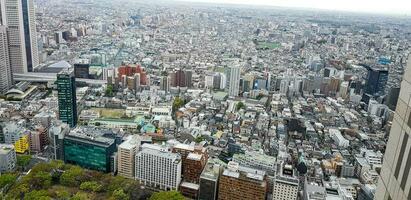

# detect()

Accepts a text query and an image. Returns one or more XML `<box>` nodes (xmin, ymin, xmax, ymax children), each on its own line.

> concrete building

<box><xmin>329</xmin><ymin>129</ymin><xmax>349</xmax><ymax>148</ymax></box>
<box><xmin>135</xmin><ymin>143</ymin><xmax>182</xmax><ymax>190</ymax></box>
<box><xmin>218</xmin><ymin>161</ymin><xmax>267</xmax><ymax>200</ymax></box>
<box><xmin>376</xmin><ymin>56</ymin><xmax>411</xmax><ymax>200</ymax></box>
<box><xmin>3</xmin><ymin>122</ymin><xmax>30</xmax><ymax>154</ymax></box>
<box><xmin>228</xmin><ymin>66</ymin><xmax>241</xmax><ymax>97</ymax></box>
<box><xmin>0</xmin><ymin>144</ymin><xmax>16</xmax><ymax>173</ymax></box>
<box><xmin>0</xmin><ymin>26</ymin><xmax>13</xmax><ymax>94</ymax></box>
<box><xmin>272</xmin><ymin>164</ymin><xmax>299</xmax><ymax>200</ymax></box>
<box><xmin>0</xmin><ymin>0</ymin><xmax>39</xmax><ymax>73</ymax></box>
<box><xmin>117</xmin><ymin>135</ymin><xmax>140</xmax><ymax>179</ymax></box>
<box><xmin>199</xmin><ymin>160</ymin><xmax>222</xmax><ymax>200</ymax></box>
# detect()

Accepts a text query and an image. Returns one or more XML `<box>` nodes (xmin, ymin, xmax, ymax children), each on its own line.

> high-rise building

<box><xmin>218</xmin><ymin>161</ymin><xmax>267</xmax><ymax>200</ymax></box>
<box><xmin>179</xmin><ymin>152</ymin><xmax>207</xmax><ymax>199</ymax></box>
<box><xmin>228</xmin><ymin>66</ymin><xmax>241</xmax><ymax>97</ymax></box>
<box><xmin>199</xmin><ymin>160</ymin><xmax>222</xmax><ymax>200</ymax></box>
<box><xmin>117</xmin><ymin>135</ymin><xmax>140</xmax><ymax>179</ymax></box>
<box><xmin>160</xmin><ymin>76</ymin><xmax>170</xmax><ymax>92</ymax></box>
<box><xmin>63</xmin><ymin>127</ymin><xmax>118</xmax><ymax>173</ymax></box>
<box><xmin>364</xmin><ymin>67</ymin><xmax>388</xmax><ymax>96</ymax></box>
<box><xmin>0</xmin><ymin>26</ymin><xmax>12</xmax><ymax>94</ymax></box>
<box><xmin>272</xmin><ymin>164</ymin><xmax>299</xmax><ymax>200</ymax></box>
<box><xmin>0</xmin><ymin>144</ymin><xmax>16</xmax><ymax>173</ymax></box>
<box><xmin>135</xmin><ymin>143</ymin><xmax>182</xmax><ymax>190</ymax></box>
<box><xmin>172</xmin><ymin>143</ymin><xmax>208</xmax><ymax>177</ymax></box>
<box><xmin>0</xmin><ymin>0</ymin><xmax>39</xmax><ymax>73</ymax></box>
<box><xmin>57</xmin><ymin>68</ymin><xmax>77</xmax><ymax>127</ymax></box>
<box><xmin>74</xmin><ymin>59</ymin><xmax>90</xmax><ymax>79</ymax></box>
<box><xmin>376</xmin><ymin>56</ymin><xmax>411</xmax><ymax>200</ymax></box>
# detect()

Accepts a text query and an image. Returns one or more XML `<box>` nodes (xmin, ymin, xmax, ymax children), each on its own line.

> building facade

<box><xmin>0</xmin><ymin>26</ymin><xmax>13</xmax><ymax>94</ymax></box>
<box><xmin>117</xmin><ymin>135</ymin><xmax>140</xmax><ymax>179</ymax></box>
<box><xmin>228</xmin><ymin>66</ymin><xmax>240</xmax><ymax>97</ymax></box>
<box><xmin>63</xmin><ymin>127</ymin><xmax>117</xmax><ymax>173</ymax></box>
<box><xmin>0</xmin><ymin>0</ymin><xmax>39</xmax><ymax>73</ymax></box>
<box><xmin>376</xmin><ymin>55</ymin><xmax>411</xmax><ymax>200</ymax></box>
<box><xmin>218</xmin><ymin>161</ymin><xmax>267</xmax><ymax>200</ymax></box>
<box><xmin>0</xmin><ymin>144</ymin><xmax>16</xmax><ymax>173</ymax></box>
<box><xmin>135</xmin><ymin>144</ymin><xmax>182</xmax><ymax>190</ymax></box>
<box><xmin>57</xmin><ymin>68</ymin><xmax>77</xmax><ymax>127</ymax></box>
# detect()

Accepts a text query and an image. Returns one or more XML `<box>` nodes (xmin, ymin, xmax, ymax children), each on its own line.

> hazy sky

<box><xmin>182</xmin><ymin>0</ymin><xmax>411</xmax><ymax>15</ymax></box>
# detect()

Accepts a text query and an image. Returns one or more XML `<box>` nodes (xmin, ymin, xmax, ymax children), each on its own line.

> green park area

<box><xmin>0</xmin><ymin>161</ymin><xmax>185</xmax><ymax>200</ymax></box>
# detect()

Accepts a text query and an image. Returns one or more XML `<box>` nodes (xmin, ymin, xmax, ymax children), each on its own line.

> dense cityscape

<box><xmin>0</xmin><ymin>0</ymin><xmax>411</xmax><ymax>199</ymax></box>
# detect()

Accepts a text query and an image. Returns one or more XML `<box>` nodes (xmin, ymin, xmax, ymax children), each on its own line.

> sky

<box><xmin>181</xmin><ymin>0</ymin><xmax>411</xmax><ymax>15</ymax></box>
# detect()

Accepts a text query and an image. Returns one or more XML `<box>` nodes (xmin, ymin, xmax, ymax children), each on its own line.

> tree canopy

<box><xmin>149</xmin><ymin>191</ymin><xmax>185</xmax><ymax>200</ymax></box>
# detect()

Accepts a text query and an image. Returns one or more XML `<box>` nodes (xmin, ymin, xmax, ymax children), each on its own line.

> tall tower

<box><xmin>0</xmin><ymin>0</ymin><xmax>39</xmax><ymax>73</ymax></box>
<box><xmin>228</xmin><ymin>66</ymin><xmax>240</xmax><ymax>97</ymax></box>
<box><xmin>376</xmin><ymin>55</ymin><xmax>411</xmax><ymax>200</ymax></box>
<box><xmin>0</xmin><ymin>26</ymin><xmax>12</xmax><ymax>94</ymax></box>
<box><xmin>57</xmin><ymin>68</ymin><xmax>77</xmax><ymax>127</ymax></box>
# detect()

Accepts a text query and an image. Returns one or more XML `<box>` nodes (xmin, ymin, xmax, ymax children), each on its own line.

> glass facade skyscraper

<box><xmin>57</xmin><ymin>68</ymin><xmax>77</xmax><ymax>127</ymax></box>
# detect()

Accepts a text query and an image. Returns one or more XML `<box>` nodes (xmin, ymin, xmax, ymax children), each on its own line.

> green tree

<box><xmin>80</xmin><ymin>181</ymin><xmax>102</xmax><ymax>192</ymax></box>
<box><xmin>70</xmin><ymin>192</ymin><xmax>91</xmax><ymax>200</ymax></box>
<box><xmin>236</xmin><ymin>102</ymin><xmax>246</xmax><ymax>111</ymax></box>
<box><xmin>60</xmin><ymin>166</ymin><xmax>84</xmax><ymax>187</ymax></box>
<box><xmin>0</xmin><ymin>173</ymin><xmax>17</xmax><ymax>188</ymax></box>
<box><xmin>17</xmin><ymin>155</ymin><xmax>32</xmax><ymax>170</ymax></box>
<box><xmin>149</xmin><ymin>191</ymin><xmax>185</xmax><ymax>200</ymax></box>
<box><xmin>172</xmin><ymin>96</ymin><xmax>185</xmax><ymax>113</ymax></box>
<box><xmin>110</xmin><ymin>189</ymin><xmax>129</xmax><ymax>200</ymax></box>
<box><xmin>27</xmin><ymin>171</ymin><xmax>52</xmax><ymax>189</ymax></box>
<box><xmin>105</xmin><ymin>84</ymin><xmax>114</xmax><ymax>97</ymax></box>
<box><xmin>24</xmin><ymin>190</ymin><xmax>51</xmax><ymax>200</ymax></box>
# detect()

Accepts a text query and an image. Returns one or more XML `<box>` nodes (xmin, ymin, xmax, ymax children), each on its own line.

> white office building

<box><xmin>273</xmin><ymin>164</ymin><xmax>299</xmax><ymax>200</ymax></box>
<box><xmin>135</xmin><ymin>144</ymin><xmax>182</xmax><ymax>190</ymax></box>
<box><xmin>329</xmin><ymin>128</ymin><xmax>349</xmax><ymax>148</ymax></box>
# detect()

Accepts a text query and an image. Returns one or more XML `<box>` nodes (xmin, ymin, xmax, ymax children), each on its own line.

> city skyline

<box><xmin>180</xmin><ymin>0</ymin><xmax>411</xmax><ymax>15</ymax></box>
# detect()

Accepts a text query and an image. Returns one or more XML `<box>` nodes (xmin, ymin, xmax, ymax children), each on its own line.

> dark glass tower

<box><xmin>57</xmin><ymin>68</ymin><xmax>77</xmax><ymax>127</ymax></box>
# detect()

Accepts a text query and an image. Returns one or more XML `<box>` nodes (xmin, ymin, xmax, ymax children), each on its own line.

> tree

<box><xmin>236</xmin><ymin>102</ymin><xmax>246</xmax><ymax>111</ymax></box>
<box><xmin>149</xmin><ymin>191</ymin><xmax>185</xmax><ymax>200</ymax></box>
<box><xmin>105</xmin><ymin>84</ymin><xmax>114</xmax><ymax>97</ymax></box>
<box><xmin>172</xmin><ymin>97</ymin><xmax>185</xmax><ymax>113</ymax></box>
<box><xmin>27</xmin><ymin>171</ymin><xmax>52</xmax><ymax>190</ymax></box>
<box><xmin>80</xmin><ymin>181</ymin><xmax>102</xmax><ymax>192</ymax></box>
<box><xmin>110</xmin><ymin>189</ymin><xmax>129</xmax><ymax>200</ymax></box>
<box><xmin>60</xmin><ymin>166</ymin><xmax>84</xmax><ymax>187</ymax></box>
<box><xmin>17</xmin><ymin>155</ymin><xmax>32</xmax><ymax>170</ymax></box>
<box><xmin>70</xmin><ymin>192</ymin><xmax>91</xmax><ymax>200</ymax></box>
<box><xmin>0</xmin><ymin>173</ymin><xmax>17</xmax><ymax>188</ymax></box>
<box><xmin>24</xmin><ymin>190</ymin><xmax>51</xmax><ymax>200</ymax></box>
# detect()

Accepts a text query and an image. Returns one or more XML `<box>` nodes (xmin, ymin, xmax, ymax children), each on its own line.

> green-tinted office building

<box><xmin>63</xmin><ymin>127</ymin><xmax>117</xmax><ymax>173</ymax></box>
<box><xmin>57</xmin><ymin>68</ymin><xmax>77</xmax><ymax>127</ymax></box>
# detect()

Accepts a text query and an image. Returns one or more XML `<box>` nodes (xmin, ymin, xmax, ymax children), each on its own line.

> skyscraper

<box><xmin>364</xmin><ymin>67</ymin><xmax>388</xmax><ymax>96</ymax></box>
<box><xmin>376</xmin><ymin>55</ymin><xmax>411</xmax><ymax>200</ymax></box>
<box><xmin>228</xmin><ymin>66</ymin><xmax>240</xmax><ymax>97</ymax></box>
<box><xmin>57</xmin><ymin>68</ymin><xmax>77</xmax><ymax>127</ymax></box>
<box><xmin>0</xmin><ymin>0</ymin><xmax>39</xmax><ymax>73</ymax></box>
<box><xmin>0</xmin><ymin>26</ymin><xmax>12</xmax><ymax>94</ymax></box>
